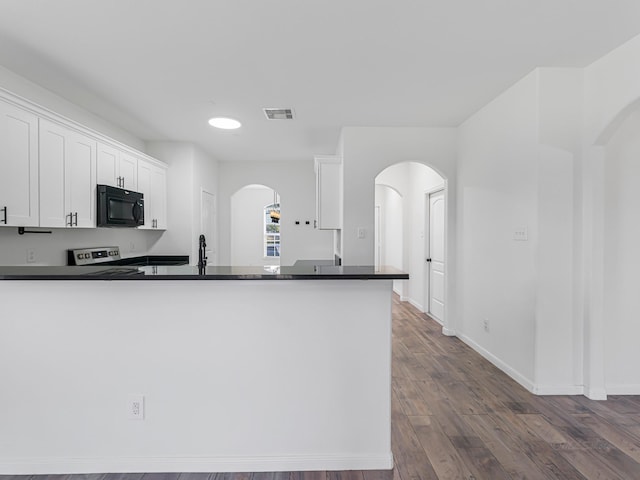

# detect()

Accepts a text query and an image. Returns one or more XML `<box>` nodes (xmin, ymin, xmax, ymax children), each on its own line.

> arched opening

<box><xmin>230</xmin><ymin>184</ymin><xmax>281</xmax><ymax>267</ymax></box>
<box><xmin>375</xmin><ymin>162</ymin><xmax>445</xmax><ymax>322</ymax></box>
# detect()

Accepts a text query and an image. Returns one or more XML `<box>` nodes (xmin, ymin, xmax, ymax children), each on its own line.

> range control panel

<box><xmin>68</xmin><ymin>247</ymin><xmax>121</xmax><ymax>266</ymax></box>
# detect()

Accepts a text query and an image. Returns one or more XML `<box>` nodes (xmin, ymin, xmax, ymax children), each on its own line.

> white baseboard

<box><xmin>0</xmin><ymin>453</ymin><xmax>394</xmax><ymax>475</ymax></box>
<box><xmin>457</xmin><ymin>333</ymin><xmax>593</xmax><ymax>396</ymax></box>
<box><xmin>533</xmin><ymin>385</ymin><xmax>584</xmax><ymax>396</ymax></box>
<box><xmin>457</xmin><ymin>333</ymin><xmax>535</xmax><ymax>393</ymax></box>
<box><xmin>408</xmin><ymin>298</ymin><xmax>424</xmax><ymax>312</ymax></box>
<box><xmin>441</xmin><ymin>327</ymin><xmax>456</xmax><ymax>336</ymax></box>
<box><xmin>399</xmin><ymin>295</ymin><xmax>409</xmax><ymax>302</ymax></box>
<box><xmin>605</xmin><ymin>384</ymin><xmax>640</xmax><ymax>396</ymax></box>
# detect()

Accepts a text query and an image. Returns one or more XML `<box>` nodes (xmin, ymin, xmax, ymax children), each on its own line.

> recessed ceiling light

<box><xmin>208</xmin><ymin>117</ymin><xmax>242</xmax><ymax>129</ymax></box>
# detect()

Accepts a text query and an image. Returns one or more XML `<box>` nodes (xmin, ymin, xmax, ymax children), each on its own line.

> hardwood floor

<box><xmin>3</xmin><ymin>295</ymin><xmax>640</xmax><ymax>479</ymax></box>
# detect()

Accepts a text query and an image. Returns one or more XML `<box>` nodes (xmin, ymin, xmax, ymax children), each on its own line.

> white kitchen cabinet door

<box><xmin>96</xmin><ymin>143</ymin><xmax>119</xmax><ymax>187</ymax></box>
<box><xmin>151</xmin><ymin>166</ymin><xmax>167</xmax><ymax>229</ymax></box>
<box><xmin>0</xmin><ymin>100</ymin><xmax>39</xmax><ymax>227</ymax></box>
<box><xmin>97</xmin><ymin>143</ymin><xmax>138</xmax><ymax>190</ymax></box>
<box><xmin>137</xmin><ymin>159</ymin><xmax>167</xmax><ymax>230</ymax></box>
<box><xmin>39</xmin><ymin>119</ymin><xmax>96</xmax><ymax>228</ymax></box>
<box><xmin>314</xmin><ymin>155</ymin><xmax>342</xmax><ymax>230</ymax></box>
<box><xmin>119</xmin><ymin>152</ymin><xmax>138</xmax><ymax>190</ymax></box>
<box><xmin>67</xmin><ymin>131</ymin><xmax>97</xmax><ymax>227</ymax></box>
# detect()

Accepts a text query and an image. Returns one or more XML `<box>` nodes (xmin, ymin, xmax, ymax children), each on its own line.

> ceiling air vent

<box><xmin>263</xmin><ymin>108</ymin><xmax>294</xmax><ymax>120</ymax></box>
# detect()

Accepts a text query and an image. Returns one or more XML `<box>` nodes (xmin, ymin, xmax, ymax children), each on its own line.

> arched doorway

<box><xmin>375</xmin><ymin>162</ymin><xmax>446</xmax><ymax>323</ymax></box>
<box><xmin>230</xmin><ymin>184</ymin><xmax>280</xmax><ymax>266</ymax></box>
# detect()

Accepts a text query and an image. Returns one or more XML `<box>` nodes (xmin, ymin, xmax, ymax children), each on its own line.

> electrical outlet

<box><xmin>513</xmin><ymin>227</ymin><xmax>528</xmax><ymax>241</ymax></box>
<box><xmin>128</xmin><ymin>394</ymin><xmax>144</xmax><ymax>420</ymax></box>
<box><xmin>26</xmin><ymin>248</ymin><xmax>36</xmax><ymax>263</ymax></box>
<box><xmin>129</xmin><ymin>241</ymin><xmax>136</xmax><ymax>252</ymax></box>
<box><xmin>483</xmin><ymin>318</ymin><xmax>490</xmax><ymax>333</ymax></box>
<box><xmin>357</xmin><ymin>227</ymin><xmax>366</xmax><ymax>239</ymax></box>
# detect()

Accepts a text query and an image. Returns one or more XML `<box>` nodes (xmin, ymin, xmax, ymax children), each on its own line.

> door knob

<box><xmin>426</xmin><ymin>258</ymin><xmax>432</xmax><ymax>263</ymax></box>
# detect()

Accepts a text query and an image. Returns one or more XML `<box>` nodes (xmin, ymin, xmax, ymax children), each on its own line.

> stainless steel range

<box><xmin>68</xmin><ymin>246</ymin><xmax>122</xmax><ymax>266</ymax></box>
<box><xmin>67</xmin><ymin>247</ymin><xmax>189</xmax><ymax>267</ymax></box>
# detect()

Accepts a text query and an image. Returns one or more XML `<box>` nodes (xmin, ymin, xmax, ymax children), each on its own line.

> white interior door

<box><xmin>427</xmin><ymin>190</ymin><xmax>445</xmax><ymax>321</ymax></box>
<box><xmin>374</xmin><ymin>205</ymin><xmax>381</xmax><ymax>270</ymax></box>
<box><xmin>201</xmin><ymin>189</ymin><xmax>217</xmax><ymax>266</ymax></box>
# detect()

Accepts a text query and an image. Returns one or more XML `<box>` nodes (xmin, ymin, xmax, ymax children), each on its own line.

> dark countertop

<box><xmin>0</xmin><ymin>264</ymin><xmax>409</xmax><ymax>281</ymax></box>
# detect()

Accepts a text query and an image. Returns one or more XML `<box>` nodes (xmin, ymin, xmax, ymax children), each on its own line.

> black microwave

<box><xmin>97</xmin><ymin>184</ymin><xmax>144</xmax><ymax>227</ymax></box>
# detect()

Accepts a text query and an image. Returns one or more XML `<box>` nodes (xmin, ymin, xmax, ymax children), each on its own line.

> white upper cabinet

<box><xmin>97</xmin><ymin>143</ymin><xmax>138</xmax><ymax>190</ymax></box>
<box><xmin>1</xmin><ymin>89</ymin><xmax>168</xmax><ymax>232</ymax></box>
<box><xmin>39</xmin><ymin>119</ymin><xmax>97</xmax><ymax>228</ymax></box>
<box><xmin>0</xmin><ymin>100</ymin><xmax>39</xmax><ymax>227</ymax></box>
<box><xmin>314</xmin><ymin>155</ymin><xmax>342</xmax><ymax>230</ymax></box>
<box><xmin>137</xmin><ymin>158</ymin><xmax>167</xmax><ymax>230</ymax></box>
<box><xmin>119</xmin><ymin>152</ymin><xmax>138</xmax><ymax>190</ymax></box>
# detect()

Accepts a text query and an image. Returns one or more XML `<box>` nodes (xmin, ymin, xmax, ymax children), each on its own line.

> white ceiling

<box><xmin>1</xmin><ymin>0</ymin><xmax>640</xmax><ymax>163</ymax></box>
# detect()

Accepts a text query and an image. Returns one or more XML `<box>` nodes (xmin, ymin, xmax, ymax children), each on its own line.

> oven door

<box><xmin>97</xmin><ymin>185</ymin><xmax>144</xmax><ymax>227</ymax></box>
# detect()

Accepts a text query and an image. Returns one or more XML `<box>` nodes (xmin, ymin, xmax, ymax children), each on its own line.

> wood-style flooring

<box><xmin>3</xmin><ymin>295</ymin><xmax>640</xmax><ymax>479</ymax></box>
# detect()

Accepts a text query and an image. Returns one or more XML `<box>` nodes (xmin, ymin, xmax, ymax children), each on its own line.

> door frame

<box><xmin>200</xmin><ymin>188</ymin><xmax>217</xmax><ymax>266</ymax></box>
<box><xmin>424</xmin><ymin>186</ymin><xmax>446</xmax><ymax>325</ymax></box>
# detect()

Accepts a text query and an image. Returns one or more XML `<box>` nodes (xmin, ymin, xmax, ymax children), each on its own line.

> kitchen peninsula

<box><xmin>0</xmin><ymin>265</ymin><xmax>407</xmax><ymax>474</ymax></box>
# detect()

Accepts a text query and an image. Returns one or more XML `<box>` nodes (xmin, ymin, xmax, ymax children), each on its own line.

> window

<box><xmin>264</xmin><ymin>203</ymin><xmax>280</xmax><ymax>257</ymax></box>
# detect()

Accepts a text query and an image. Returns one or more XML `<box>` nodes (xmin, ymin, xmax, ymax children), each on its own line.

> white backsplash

<box><xmin>0</xmin><ymin>227</ymin><xmax>164</xmax><ymax>266</ymax></box>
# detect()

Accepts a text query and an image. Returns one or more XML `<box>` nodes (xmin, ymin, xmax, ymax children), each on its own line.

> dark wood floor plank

<box><xmin>178</xmin><ymin>474</ymin><xmax>212</xmax><ymax>480</ymax></box>
<box><xmin>142</xmin><ymin>475</ymin><xmax>180</xmax><ymax>480</ymax></box>
<box><xmin>103</xmin><ymin>475</ymin><xmax>144</xmax><ymax>480</ymax></box>
<box><xmin>408</xmin><ymin>415</ymin><xmax>475</xmax><ymax>479</ymax></box>
<box><xmin>577</xmin><ymin>413</ymin><xmax>640</xmax><ymax>463</ymax></box>
<box><xmin>288</xmin><ymin>472</ymin><xmax>326</xmax><ymax>480</ymax></box>
<box><xmin>360</xmin><ymin>470</ymin><xmax>394</xmax><ymax>480</ymax></box>
<box><xmin>326</xmin><ymin>472</ymin><xmax>363</xmax><ymax>480</ymax></box>
<box><xmin>462</xmin><ymin>413</ymin><xmax>552</xmax><ymax>480</ymax></box>
<box><xmin>393</xmin><ymin>377</ymin><xmax>433</xmax><ymax>416</ymax></box>
<box><xmin>214</xmin><ymin>474</ymin><xmax>251</xmax><ymax>480</ymax></box>
<box><xmin>517</xmin><ymin>413</ymin><xmax>574</xmax><ymax>446</ymax></box>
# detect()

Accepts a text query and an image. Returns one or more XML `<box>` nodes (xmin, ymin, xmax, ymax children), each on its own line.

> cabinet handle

<box><xmin>73</xmin><ymin>212</ymin><xmax>78</xmax><ymax>226</ymax></box>
<box><xmin>1</xmin><ymin>206</ymin><xmax>6</xmax><ymax>224</ymax></box>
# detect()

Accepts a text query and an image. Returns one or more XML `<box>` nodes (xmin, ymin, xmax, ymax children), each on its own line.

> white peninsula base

<box><xmin>0</xmin><ymin>279</ymin><xmax>394</xmax><ymax>474</ymax></box>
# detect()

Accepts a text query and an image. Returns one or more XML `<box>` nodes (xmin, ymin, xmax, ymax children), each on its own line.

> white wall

<box><xmin>582</xmin><ymin>32</ymin><xmax>640</xmax><ymax>396</ymax></box>
<box><xmin>457</xmin><ymin>70</ymin><xmax>540</xmax><ymax>386</ymax></box>
<box><xmin>231</xmin><ymin>185</ymin><xmax>279</xmax><ymax>266</ymax></box>
<box><xmin>0</xmin><ymin>227</ymin><xmax>161</xmax><ymax>266</ymax></box>
<box><xmin>218</xmin><ymin>161</ymin><xmax>334</xmax><ymax>266</ymax></box>
<box><xmin>375</xmin><ymin>184</ymin><xmax>404</xmax><ymax>296</ymax></box>
<box><xmin>457</xmin><ymin>67</ymin><xmax>582</xmax><ymax>394</ymax></box>
<box><xmin>603</xmin><ymin>110</ymin><xmax>640</xmax><ymax>393</ymax></box>
<box><xmin>145</xmin><ymin>142</ymin><xmax>219</xmax><ymax>265</ymax></box>
<box><xmin>0</xmin><ymin>65</ymin><xmax>144</xmax><ymax>150</ymax></box>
